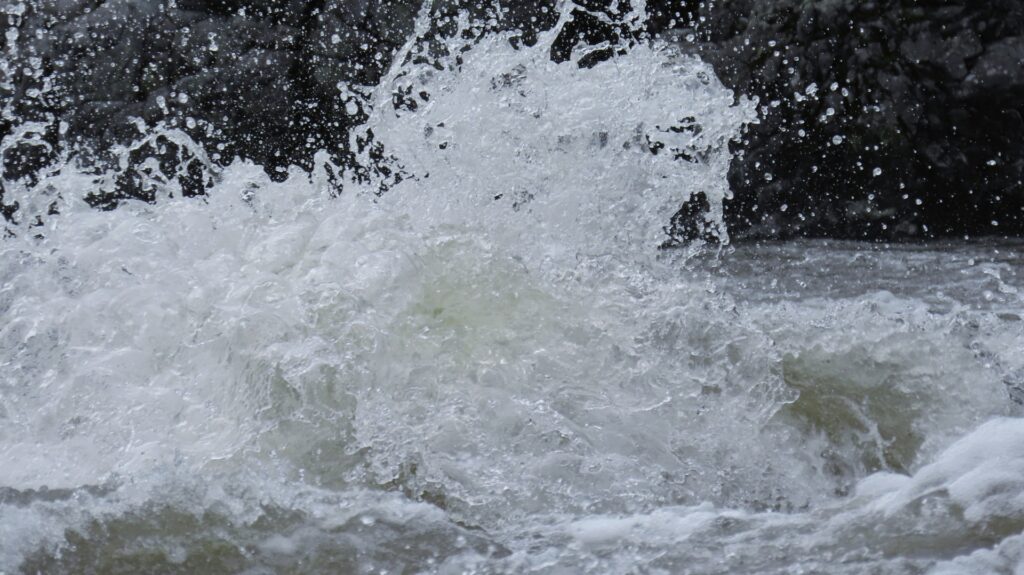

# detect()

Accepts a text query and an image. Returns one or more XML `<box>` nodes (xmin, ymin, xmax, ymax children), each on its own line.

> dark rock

<box><xmin>670</xmin><ymin>0</ymin><xmax>1024</xmax><ymax>239</ymax></box>
<box><xmin>2</xmin><ymin>0</ymin><xmax>1023</xmax><ymax>241</ymax></box>
<box><xmin>2</xmin><ymin>0</ymin><xmax>421</xmax><ymax>178</ymax></box>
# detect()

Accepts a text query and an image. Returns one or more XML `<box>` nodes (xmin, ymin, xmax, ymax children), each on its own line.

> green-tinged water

<box><xmin>2</xmin><ymin>2</ymin><xmax>1023</xmax><ymax>572</ymax></box>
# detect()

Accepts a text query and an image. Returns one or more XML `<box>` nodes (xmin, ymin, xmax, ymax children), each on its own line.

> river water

<box><xmin>2</xmin><ymin>4</ymin><xmax>1023</xmax><ymax>574</ymax></box>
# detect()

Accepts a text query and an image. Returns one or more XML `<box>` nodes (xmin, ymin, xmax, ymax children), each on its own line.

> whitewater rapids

<box><xmin>2</xmin><ymin>3</ymin><xmax>1024</xmax><ymax>573</ymax></box>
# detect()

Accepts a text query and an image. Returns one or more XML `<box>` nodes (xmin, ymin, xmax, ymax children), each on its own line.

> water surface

<box><xmin>2</xmin><ymin>4</ymin><xmax>1023</xmax><ymax>574</ymax></box>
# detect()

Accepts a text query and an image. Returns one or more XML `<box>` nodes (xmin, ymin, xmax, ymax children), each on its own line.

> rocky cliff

<box><xmin>683</xmin><ymin>0</ymin><xmax>1024</xmax><ymax>239</ymax></box>
<box><xmin>2</xmin><ymin>0</ymin><xmax>1022</xmax><ymax>239</ymax></box>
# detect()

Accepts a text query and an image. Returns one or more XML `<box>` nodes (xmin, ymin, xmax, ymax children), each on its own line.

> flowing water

<box><xmin>2</xmin><ymin>3</ymin><xmax>1024</xmax><ymax>574</ymax></box>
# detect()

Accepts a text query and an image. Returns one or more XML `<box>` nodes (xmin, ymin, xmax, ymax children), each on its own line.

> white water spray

<box><xmin>1</xmin><ymin>3</ymin><xmax>1023</xmax><ymax>574</ymax></box>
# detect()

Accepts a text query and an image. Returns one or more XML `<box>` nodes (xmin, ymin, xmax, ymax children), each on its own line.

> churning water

<box><xmin>2</xmin><ymin>3</ymin><xmax>1024</xmax><ymax>574</ymax></box>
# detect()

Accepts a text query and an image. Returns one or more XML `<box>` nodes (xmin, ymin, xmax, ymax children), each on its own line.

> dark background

<box><xmin>2</xmin><ymin>0</ymin><xmax>1022</xmax><ymax>240</ymax></box>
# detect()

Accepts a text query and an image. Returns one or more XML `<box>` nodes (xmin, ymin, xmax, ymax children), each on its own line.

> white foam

<box><xmin>0</xmin><ymin>2</ymin><xmax>1022</xmax><ymax>573</ymax></box>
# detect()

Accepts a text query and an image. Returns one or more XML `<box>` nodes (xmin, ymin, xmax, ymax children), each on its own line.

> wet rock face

<box><xmin>681</xmin><ymin>0</ymin><xmax>1024</xmax><ymax>239</ymax></box>
<box><xmin>2</xmin><ymin>0</ymin><xmax>1023</xmax><ymax>239</ymax></box>
<box><xmin>2</xmin><ymin>0</ymin><xmax>422</xmax><ymax>178</ymax></box>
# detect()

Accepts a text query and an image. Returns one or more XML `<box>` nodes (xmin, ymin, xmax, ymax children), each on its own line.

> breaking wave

<box><xmin>2</xmin><ymin>2</ymin><xmax>1023</xmax><ymax>573</ymax></box>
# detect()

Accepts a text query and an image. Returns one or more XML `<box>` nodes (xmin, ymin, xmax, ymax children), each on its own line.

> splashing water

<box><xmin>2</xmin><ymin>3</ymin><xmax>1024</xmax><ymax>574</ymax></box>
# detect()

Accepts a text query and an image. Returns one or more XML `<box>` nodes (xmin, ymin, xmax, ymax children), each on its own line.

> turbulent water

<box><xmin>3</xmin><ymin>3</ymin><xmax>1024</xmax><ymax>574</ymax></box>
